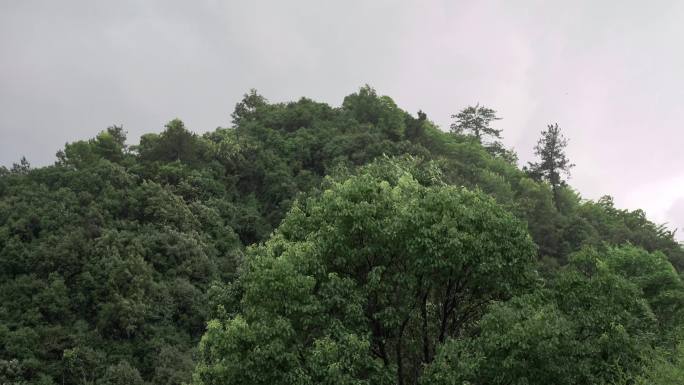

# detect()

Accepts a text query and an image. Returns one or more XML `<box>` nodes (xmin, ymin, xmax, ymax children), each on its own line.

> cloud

<box><xmin>1</xmin><ymin>0</ymin><xmax>683</xmax><ymax>237</ymax></box>
<box><xmin>667</xmin><ymin>197</ymin><xmax>684</xmax><ymax>240</ymax></box>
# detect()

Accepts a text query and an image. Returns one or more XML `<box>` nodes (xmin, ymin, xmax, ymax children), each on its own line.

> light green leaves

<box><xmin>193</xmin><ymin>159</ymin><xmax>538</xmax><ymax>384</ymax></box>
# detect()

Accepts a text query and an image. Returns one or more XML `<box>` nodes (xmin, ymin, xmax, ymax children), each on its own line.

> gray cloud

<box><xmin>2</xmin><ymin>0</ymin><xmax>683</xmax><ymax>240</ymax></box>
<box><xmin>667</xmin><ymin>197</ymin><xmax>684</xmax><ymax>238</ymax></box>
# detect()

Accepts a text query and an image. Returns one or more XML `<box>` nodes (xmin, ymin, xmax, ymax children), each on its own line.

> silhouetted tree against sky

<box><xmin>528</xmin><ymin>123</ymin><xmax>575</xmax><ymax>211</ymax></box>
<box><xmin>450</xmin><ymin>104</ymin><xmax>502</xmax><ymax>143</ymax></box>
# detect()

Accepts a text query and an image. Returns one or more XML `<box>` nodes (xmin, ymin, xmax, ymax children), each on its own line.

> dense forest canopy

<box><xmin>1</xmin><ymin>86</ymin><xmax>683</xmax><ymax>384</ymax></box>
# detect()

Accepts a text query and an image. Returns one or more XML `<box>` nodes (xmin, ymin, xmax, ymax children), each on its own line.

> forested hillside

<box><xmin>1</xmin><ymin>87</ymin><xmax>682</xmax><ymax>384</ymax></box>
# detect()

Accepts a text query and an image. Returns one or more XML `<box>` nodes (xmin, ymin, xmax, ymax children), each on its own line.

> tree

<box><xmin>342</xmin><ymin>85</ymin><xmax>406</xmax><ymax>140</ymax></box>
<box><xmin>10</xmin><ymin>156</ymin><xmax>30</xmax><ymax>175</ymax></box>
<box><xmin>231</xmin><ymin>89</ymin><xmax>268</xmax><ymax>126</ymax></box>
<box><xmin>97</xmin><ymin>361</ymin><xmax>144</xmax><ymax>385</ymax></box>
<box><xmin>423</xmin><ymin>296</ymin><xmax>576</xmax><ymax>385</ymax></box>
<box><xmin>424</xmin><ymin>247</ymin><xmax>667</xmax><ymax>385</ymax></box>
<box><xmin>450</xmin><ymin>104</ymin><xmax>501</xmax><ymax>143</ymax></box>
<box><xmin>600</xmin><ymin>245</ymin><xmax>684</xmax><ymax>344</ymax></box>
<box><xmin>484</xmin><ymin>140</ymin><xmax>518</xmax><ymax>164</ymax></box>
<box><xmin>548</xmin><ymin>250</ymin><xmax>658</xmax><ymax>384</ymax></box>
<box><xmin>640</xmin><ymin>342</ymin><xmax>684</xmax><ymax>385</ymax></box>
<box><xmin>137</xmin><ymin>119</ymin><xmax>202</xmax><ymax>163</ymax></box>
<box><xmin>94</xmin><ymin>125</ymin><xmax>127</xmax><ymax>162</ymax></box>
<box><xmin>527</xmin><ymin>123</ymin><xmax>574</xmax><ymax>211</ymax></box>
<box><xmin>193</xmin><ymin>159</ymin><xmax>538</xmax><ymax>385</ymax></box>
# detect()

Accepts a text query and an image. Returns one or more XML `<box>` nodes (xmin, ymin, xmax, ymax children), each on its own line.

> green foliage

<box><xmin>423</xmin><ymin>296</ymin><xmax>574</xmax><ymax>385</ymax></box>
<box><xmin>450</xmin><ymin>104</ymin><xmax>501</xmax><ymax>143</ymax></box>
<box><xmin>57</xmin><ymin>126</ymin><xmax>129</xmax><ymax>168</ymax></box>
<box><xmin>137</xmin><ymin>119</ymin><xmax>206</xmax><ymax>164</ymax></box>
<box><xmin>97</xmin><ymin>361</ymin><xmax>144</xmax><ymax>385</ymax></box>
<box><xmin>424</xmin><ymin>246</ymin><xmax>680</xmax><ymax>385</ymax></box>
<box><xmin>0</xmin><ymin>159</ymin><xmax>240</xmax><ymax>383</ymax></box>
<box><xmin>597</xmin><ymin>245</ymin><xmax>684</xmax><ymax>342</ymax></box>
<box><xmin>527</xmin><ymin>123</ymin><xmax>575</xmax><ymax>210</ymax></box>
<box><xmin>193</xmin><ymin>160</ymin><xmax>538</xmax><ymax>385</ymax></box>
<box><xmin>640</xmin><ymin>342</ymin><xmax>684</xmax><ymax>384</ymax></box>
<box><xmin>1</xmin><ymin>87</ymin><xmax>682</xmax><ymax>384</ymax></box>
<box><xmin>342</xmin><ymin>85</ymin><xmax>406</xmax><ymax>140</ymax></box>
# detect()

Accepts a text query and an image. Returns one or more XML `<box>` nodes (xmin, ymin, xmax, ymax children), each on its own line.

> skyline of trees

<box><xmin>1</xmin><ymin>87</ymin><xmax>682</xmax><ymax>384</ymax></box>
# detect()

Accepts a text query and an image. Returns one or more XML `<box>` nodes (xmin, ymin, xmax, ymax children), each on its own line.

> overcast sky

<box><xmin>1</xmin><ymin>0</ymin><xmax>683</xmax><ymax>239</ymax></box>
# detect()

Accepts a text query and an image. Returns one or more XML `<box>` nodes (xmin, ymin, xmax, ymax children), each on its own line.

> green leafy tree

<box><xmin>450</xmin><ymin>104</ymin><xmax>501</xmax><ymax>143</ymax></box>
<box><xmin>527</xmin><ymin>123</ymin><xmax>575</xmax><ymax>210</ymax></box>
<box><xmin>600</xmin><ymin>245</ymin><xmax>684</xmax><ymax>344</ymax></box>
<box><xmin>193</xmin><ymin>159</ymin><xmax>537</xmax><ymax>385</ymax></box>
<box><xmin>97</xmin><ymin>361</ymin><xmax>144</xmax><ymax>385</ymax></box>
<box><xmin>231</xmin><ymin>89</ymin><xmax>268</xmax><ymax>126</ymax></box>
<box><xmin>424</xmin><ymin>248</ymin><xmax>666</xmax><ymax>385</ymax></box>
<box><xmin>0</xmin><ymin>359</ymin><xmax>29</xmax><ymax>385</ymax></box>
<box><xmin>640</xmin><ymin>342</ymin><xmax>684</xmax><ymax>384</ymax></box>
<box><xmin>423</xmin><ymin>296</ymin><xmax>575</xmax><ymax>385</ymax></box>
<box><xmin>10</xmin><ymin>157</ymin><xmax>31</xmax><ymax>175</ymax></box>
<box><xmin>449</xmin><ymin>104</ymin><xmax>518</xmax><ymax>164</ymax></box>
<box><xmin>56</xmin><ymin>125</ymin><xmax>129</xmax><ymax>167</ymax></box>
<box><xmin>548</xmin><ymin>250</ymin><xmax>658</xmax><ymax>384</ymax></box>
<box><xmin>137</xmin><ymin>119</ymin><xmax>204</xmax><ymax>163</ymax></box>
<box><xmin>342</xmin><ymin>85</ymin><xmax>406</xmax><ymax>140</ymax></box>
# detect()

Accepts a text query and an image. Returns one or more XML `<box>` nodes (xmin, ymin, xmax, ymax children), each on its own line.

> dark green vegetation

<box><xmin>1</xmin><ymin>86</ymin><xmax>683</xmax><ymax>384</ymax></box>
